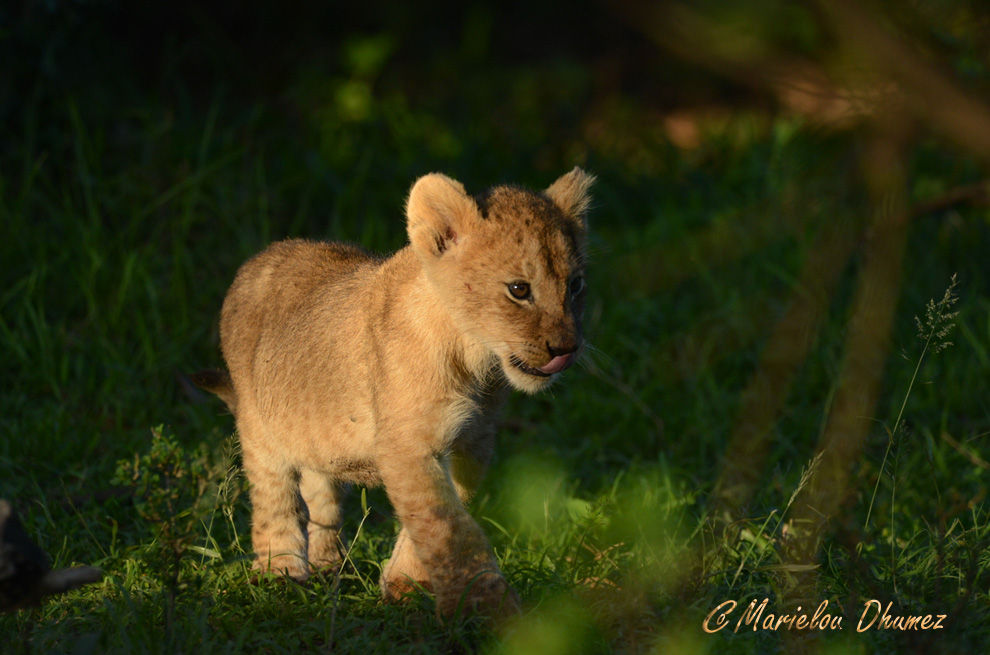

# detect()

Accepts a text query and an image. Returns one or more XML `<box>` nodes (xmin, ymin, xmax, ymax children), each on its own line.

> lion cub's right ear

<box><xmin>545</xmin><ymin>166</ymin><xmax>595</xmax><ymax>229</ymax></box>
<box><xmin>406</xmin><ymin>173</ymin><xmax>480</xmax><ymax>258</ymax></box>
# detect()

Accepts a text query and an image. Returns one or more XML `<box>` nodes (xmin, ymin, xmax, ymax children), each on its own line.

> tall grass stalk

<box><xmin>865</xmin><ymin>274</ymin><xmax>959</xmax><ymax>531</ymax></box>
<box><xmin>729</xmin><ymin>450</ymin><xmax>822</xmax><ymax>590</ymax></box>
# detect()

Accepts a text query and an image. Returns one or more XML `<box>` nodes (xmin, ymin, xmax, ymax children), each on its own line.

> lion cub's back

<box><xmin>219</xmin><ymin>238</ymin><xmax>377</xmax><ymax>385</ymax></box>
<box><xmin>235</xmin><ymin>238</ymin><xmax>372</xmax><ymax>290</ymax></box>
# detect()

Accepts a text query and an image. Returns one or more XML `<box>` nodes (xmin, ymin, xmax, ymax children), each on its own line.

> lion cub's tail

<box><xmin>189</xmin><ymin>368</ymin><xmax>237</xmax><ymax>414</ymax></box>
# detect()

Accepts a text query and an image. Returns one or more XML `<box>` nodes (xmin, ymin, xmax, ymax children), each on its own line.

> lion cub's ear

<box><xmin>544</xmin><ymin>167</ymin><xmax>596</xmax><ymax>228</ymax></box>
<box><xmin>406</xmin><ymin>173</ymin><xmax>480</xmax><ymax>258</ymax></box>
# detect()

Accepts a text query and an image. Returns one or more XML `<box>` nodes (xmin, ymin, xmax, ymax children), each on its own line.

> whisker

<box><xmin>578</xmin><ymin>343</ymin><xmax>614</xmax><ymax>375</ymax></box>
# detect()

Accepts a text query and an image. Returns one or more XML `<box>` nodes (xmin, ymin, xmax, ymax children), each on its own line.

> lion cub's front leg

<box><xmin>379</xmin><ymin>445</ymin><xmax>518</xmax><ymax>618</ymax></box>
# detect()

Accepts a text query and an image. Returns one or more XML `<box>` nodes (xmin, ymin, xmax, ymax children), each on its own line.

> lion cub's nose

<box><xmin>539</xmin><ymin>342</ymin><xmax>580</xmax><ymax>375</ymax></box>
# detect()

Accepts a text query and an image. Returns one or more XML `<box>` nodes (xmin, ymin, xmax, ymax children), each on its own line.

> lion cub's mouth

<box><xmin>508</xmin><ymin>353</ymin><xmax>574</xmax><ymax>377</ymax></box>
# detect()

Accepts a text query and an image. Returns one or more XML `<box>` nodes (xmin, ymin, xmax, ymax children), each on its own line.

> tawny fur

<box><xmin>195</xmin><ymin>168</ymin><xmax>594</xmax><ymax>618</ymax></box>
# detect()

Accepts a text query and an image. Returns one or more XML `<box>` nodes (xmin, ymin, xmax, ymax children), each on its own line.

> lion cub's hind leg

<box><xmin>240</xmin><ymin>437</ymin><xmax>309</xmax><ymax>580</ymax></box>
<box><xmin>299</xmin><ymin>469</ymin><xmax>346</xmax><ymax>571</ymax></box>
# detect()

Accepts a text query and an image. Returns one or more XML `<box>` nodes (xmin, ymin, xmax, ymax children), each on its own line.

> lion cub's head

<box><xmin>405</xmin><ymin>168</ymin><xmax>594</xmax><ymax>394</ymax></box>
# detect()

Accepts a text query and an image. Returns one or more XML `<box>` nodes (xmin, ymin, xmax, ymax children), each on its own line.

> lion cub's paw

<box><xmin>307</xmin><ymin>538</ymin><xmax>345</xmax><ymax>573</ymax></box>
<box><xmin>440</xmin><ymin>572</ymin><xmax>521</xmax><ymax>620</ymax></box>
<box><xmin>381</xmin><ymin>575</ymin><xmax>434</xmax><ymax>603</ymax></box>
<box><xmin>250</xmin><ymin>555</ymin><xmax>310</xmax><ymax>583</ymax></box>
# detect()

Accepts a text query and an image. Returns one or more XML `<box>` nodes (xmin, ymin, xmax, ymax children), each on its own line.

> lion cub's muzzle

<box><xmin>510</xmin><ymin>340</ymin><xmax>581</xmax><ymax>378</ymax></box>
<box><xmin>539</xmin><ymin>341</ymin><xmax>580</xmax><ymax>374</ymax></box>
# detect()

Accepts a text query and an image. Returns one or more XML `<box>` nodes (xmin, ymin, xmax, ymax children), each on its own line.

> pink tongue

<box><xmin>538</xmin><ymin>353</ymin><xmax>573</xmax><ymax>375</ymax></box>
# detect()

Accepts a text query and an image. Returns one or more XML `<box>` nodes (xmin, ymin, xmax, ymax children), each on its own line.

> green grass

<box><xmin>2</xmin><ymin>69</ymin><xmax>990</xmax><ymax>654</ymax></box>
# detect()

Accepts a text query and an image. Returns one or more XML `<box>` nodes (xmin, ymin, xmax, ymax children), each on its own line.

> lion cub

<box><xmin>194</xmin><ymin>168</ymin><xmax>593</xmax><ymax>617</ymax></box>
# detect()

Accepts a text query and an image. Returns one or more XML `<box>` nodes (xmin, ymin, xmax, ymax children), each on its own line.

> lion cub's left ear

<box><xmin>544</xmin><ymin>167</ymin><xmax>596</xmax><ymax>228</ymax></box>
<box><xmin>406</xmin><ymin>173</ymin><xmax>481</xmax><ymax>259</ymax></box>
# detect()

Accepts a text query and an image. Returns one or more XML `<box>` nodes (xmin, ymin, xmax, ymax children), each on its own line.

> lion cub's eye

<box><xmin>507</xmin><ymin>281</ymin><xmax>531</xmax><ymax>300</ymax></box>
<box><xmin>569</xmin><ymin>275</ymin><xmax>586</xmax><ymax>297</ymax></box>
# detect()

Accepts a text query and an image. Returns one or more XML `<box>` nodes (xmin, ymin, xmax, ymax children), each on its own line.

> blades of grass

<box><xmin>729</xmin><ymin>509</ymin><xmax>777</xmax><ymax>590</ymax></box>
<box><xmin>341</xmin><ymin>489</ymin><xmax>376</xmax><ymax>595</ymax></box>
<box><xmin>136</xmin><ymin>148</ymin><xmax>243</xmax><ymax>221</ymax></box>
<box><xmin>68</xmin><ymin>99</ymin><xmax>103</xmax><ymax>229</ymax></box>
